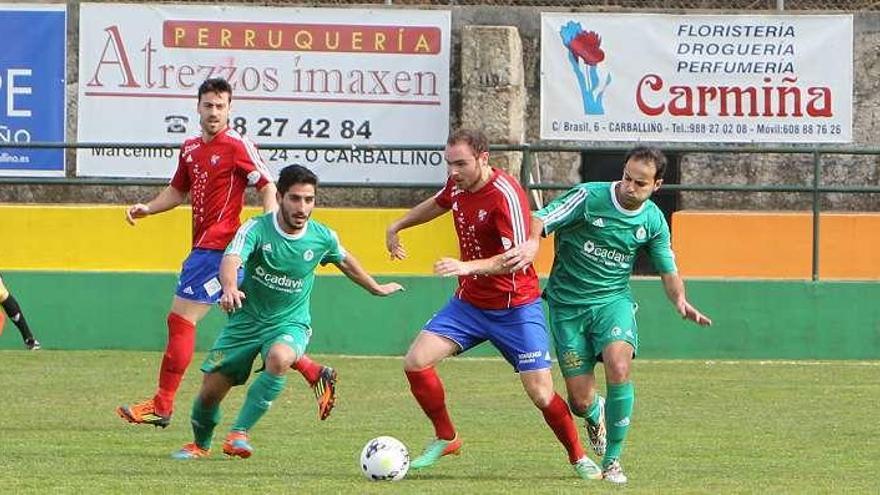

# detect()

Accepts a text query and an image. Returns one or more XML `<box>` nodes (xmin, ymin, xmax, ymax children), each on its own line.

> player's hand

<box><xmin>219</xmin><ymin>289</ymin><xmax>246</xmax><ymax>313</ymax></box>
<box><xmin>502</xmin><ymin>238</ymin><xmax>539</xmax><ymax>272</ymax></box>
<box><xmin>125</xmin><ymin>203</ymin><xmax>151</xmax><ymax>225</ymax></box>
<box><xmin>372</xmin><ymin>282</ymin><xmax>405</xmax><ymax>296</ymax></box>
<box><xmin>386</xmin><ymin>229</ymin><xmax>407</xmax><ymax>260</ymax></box>
<box><xmin>676</xmin><ymin>300</ymin><xmax>712</xmax><ymax>326</ymax></box>
<box><xmin>434</xmin><ymin>257</ymin><xmax>470</xmax><ymax>277</ymax></box>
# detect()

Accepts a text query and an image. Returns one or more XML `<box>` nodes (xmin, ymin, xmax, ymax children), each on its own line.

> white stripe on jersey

<box><xmin>493</xmin><ymin>176</ymin><xmax>526</xmax><ymax>246</ymax></box>
<box><xmin>540</xmin><ymin>188</ymin><xmax>587</xmax><ymax>231</ymax></box>
<box><xmin>228</xmin><ymin>218</ymin><xmax>259</xmax><ymax>256</ymax></box>
<box><xmin>226</xmin><ymin>129</ymin><xmax>273</xmax><ymax>184</ymax></box>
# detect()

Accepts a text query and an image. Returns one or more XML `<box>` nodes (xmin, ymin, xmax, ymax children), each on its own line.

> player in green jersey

<box><xmin>504</xmin><ymin>146</ymin><xmax>711</xmax><ymax>483</ymax></box>
<box><xmin>172</xmin><ymin>164</ymin><xmax>404</xmax><ymax>460</ymax></box>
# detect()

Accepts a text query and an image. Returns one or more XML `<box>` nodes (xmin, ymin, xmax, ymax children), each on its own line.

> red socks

<box><xmin>292</xmin><ymin>354</ymin><xmax>322</xmax><ymax>385</ymax></box>
<box><xmin>541</xmin><ymin>393</ymin><xmax>586</xmax><ymax>463</ymax></box>
<box><xmin>405</xmin><ymin>367</ymin><xmax>456</xmax><ymax>440</ymax></box>
<box><xmin>153</xmin><ymin>312</ymin><xmax>196</xmax><ymax>416</ymax></box>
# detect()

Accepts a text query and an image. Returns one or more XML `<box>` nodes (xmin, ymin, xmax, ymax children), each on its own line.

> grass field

<box><xmin>1</xmin><ymin>351</ymin><xmax>877</xmax><ymax>494</ymax></box>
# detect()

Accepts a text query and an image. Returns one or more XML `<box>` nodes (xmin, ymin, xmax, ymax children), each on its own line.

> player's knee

<box><xmin>403</xmin><ymin>351</ymin><xmax>427</xmax><ymax>371</ymax></box>
<box><xmin>605</xmin><ymin>360</ymin><xmax>631</xmax><ymax>383</ymax></box>
<box><xmin>568</xmin><ymin>395</ymin><xmax>591</xmax><ymax>416</ymax></box>
<box><xmin>528</xmin><ymin>387</ymin><xmax>555</xmax><ymax>408</ymax></box>
<box><xmin>265</xmin><ymin>346</ymin><xmax>297</xmax><ymax>374</ymax></box>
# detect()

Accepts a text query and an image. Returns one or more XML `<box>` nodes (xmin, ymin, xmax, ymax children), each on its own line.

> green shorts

<box><xmin>201</xmin><ymin>318</ymin><xmax>311</xmax><ymax>386</ymax></box>
<box><xmin>547</xmin><ymin>297</ymin><xmax>639</xmax><ymax>378</ymax></box>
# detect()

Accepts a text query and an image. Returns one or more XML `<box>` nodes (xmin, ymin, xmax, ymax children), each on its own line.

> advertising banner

<box><xmin>78</xmin><ymin>4</ymin><xmax>450</xmax><ymax>181</ymax></box>
<box><xmin>0</xmin><ymin>4</ymin><xmax>66</xmax><ymax>176</ymax></box>
<box><xmin>541</xmin><ymin>14</ymin><xmax>852</xmax><ymax>143</ymax></box>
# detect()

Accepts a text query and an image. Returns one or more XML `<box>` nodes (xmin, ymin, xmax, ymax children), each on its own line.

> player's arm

<box><xmin>433</xmin><ymin>253</ymin><xmax>510</xmax><ymax>277</ymax></box>
<box><xmin>218</xmin><ymin>254</ymin><xmax>246</xmax><ymax>312</ymax></box>
<box><xmin>503</xmin><ymin>185</ymin><xmax>588</xmax><ymax>271</ymax></box>
<box><xmin>125</xmin><ymin>185</ymin><xmax>187</xmax><ymax>225</ymax></box>
<box><xmin>237</xmin><ymin>135</ymin><xmax>277</xmax><ymax>213</ymax></box>
<box><xmin>219</xmin><ymin>218</ymin><xmax>259</xmax><ymax>312</ymax></box>
<box><xmin>648</xmin><ymin>213</ymin><xmax>711</xmax><ymax>326</ymax></box>
<box><xmin>257</xmin><ymin>181</ymin><xmax>278</xmax><ymax>213</ymax></box>
<box><xmin>660</xmin><ymin>272</ymin><xmax>712</xmax><ymax>326</ymax></box>
<box><xmin>334</xmin><ymin>251</ymin><xmax>404</xmax><ymax>296</ymax></box>
<box><xmin>386</xmin><ymin>196</ymin><xmax>448</xmax><ymax>260</ymax></box>
<box><xmin>502</xmin><ymin>215</ymin><xmax>545</xmax><ymax>272</ymax></box>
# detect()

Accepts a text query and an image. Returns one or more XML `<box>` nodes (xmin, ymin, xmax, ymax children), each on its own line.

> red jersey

<box><xmin>170</xmin><ymin>128</ymin><xmax>272</xmax><ymax>250</ymax></box>
<box><xmin>434</xmin><ymin>168</ymin><xmax>540</xmax><ymax>309</ymax></box>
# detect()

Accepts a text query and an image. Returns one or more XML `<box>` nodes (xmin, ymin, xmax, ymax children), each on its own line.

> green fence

<box><xmin>3</xmin><ymin>141</ymin><xmax>880</xmax><ymax>281</ymax></box>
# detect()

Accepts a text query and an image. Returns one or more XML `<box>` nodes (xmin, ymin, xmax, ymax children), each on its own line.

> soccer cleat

<box><xmin>586</xmin><ymin>395</ymin><xmax>607</xmax><ymax>457</ymax></box>
<box><xmin>602</xmin><ymin>459</ymin><xmax>628</xmax><ymax>484</ymax></box>
<box><xmin>24</xmin><ymin>338</ymin><xmax>41</xmax><ymax>351</ymax></box>
<box><xmin>115</xmin><ymin>399</ymin><xmax>171</xmax><ymax>428</ymax></box>
<box><xmin>573</xmin><ymin>456</ymin><xmax>603</xmax><ymax>480</ymax></box>
<box><xmin>171</xmin><ymin>443</ymin><xmax>210</xmax><ymax>460</ymax></box>
<box><xmin>313</xmin><ymin>366</ymin><xmax>337</xmax><ymax>421</ymax></box>
<box><xmin>410</xmin><ymin>435</ymin><xmax>462</xmax><ymax>469</ymax></box>
<box><xmin>222</xmin><ymin>430</ymin><xmax>254</xmax><ymax>459</ymax></box>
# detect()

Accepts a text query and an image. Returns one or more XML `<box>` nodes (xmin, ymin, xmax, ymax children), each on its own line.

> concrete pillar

<box><xmin>460</xmin><ymin>26</ymin><xmax>526</xmax><ymax>179</ymax></box>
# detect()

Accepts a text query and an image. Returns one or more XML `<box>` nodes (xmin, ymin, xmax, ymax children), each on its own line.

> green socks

<box><xmin>603</xmin><ymin>381</ymin><xmax>634</xmax><ymax>467</ymax></box>
<box><xmin>191</xmin><ymin>397</ymin><xmax>221</xmax><ymax>450</ymax></box>
<box><xmin>232</xmin><ymin>371</ymin><xmax>287</xmax><ymax>432</ymax></box>
<box><xmin>586</xmin><ymin>393</ymin><xmax>603</xmax><ymax>425</ymax></box>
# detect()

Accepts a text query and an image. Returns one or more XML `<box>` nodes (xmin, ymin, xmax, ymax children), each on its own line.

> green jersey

<box><xmin>535</xmin><ymin>181</ymin><xmax>676</xmax><ymax>307</ymax></box>
<box><xmin>224</xmin><ymin>211</ymin><xmax>346</xmax><ymax>329</ymax></box>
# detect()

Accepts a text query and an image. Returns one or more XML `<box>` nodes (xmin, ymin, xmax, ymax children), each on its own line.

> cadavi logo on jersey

<box><xmin>253</xmin><ymin>265</ymin><xmax>304</xmax><ymax>293</ymax></box>
<box><xmin>583</xmin><ymin>240</ymin><xmax>634</xmax><ymax>268</ymax></box>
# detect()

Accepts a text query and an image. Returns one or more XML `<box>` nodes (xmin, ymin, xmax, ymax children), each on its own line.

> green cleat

<box><xmin>573</xmin><ymin>456</ymin><xmax>603</xmax><ymax>480</ymax></box>
<box><xmin>410</xmin><ymin>435</ymin><xmax>462</xmax><ymax>469</ymax></box>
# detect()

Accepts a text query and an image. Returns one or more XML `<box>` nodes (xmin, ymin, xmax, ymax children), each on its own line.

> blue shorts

<box><xmin>424</xmin><ymin>297</ymin><xmax>552</xmax><ymax>373</ymax></box>
<box><xmin>175</xmin><ymin>249</ymin><xmax>243</xmax><ymax>304</ymax></box>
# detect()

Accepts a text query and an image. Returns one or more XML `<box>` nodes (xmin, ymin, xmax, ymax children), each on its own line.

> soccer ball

<box><xmin>359</xmin><ymin>436</ymin><xmax>410</xmax><ymax>481</ymax></box>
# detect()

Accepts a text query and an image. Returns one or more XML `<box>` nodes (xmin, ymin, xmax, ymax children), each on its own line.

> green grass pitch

<box><xmin>1</xmin><ymin>351</ymin><xmax>877</xmax><ymax>494</ymax></box>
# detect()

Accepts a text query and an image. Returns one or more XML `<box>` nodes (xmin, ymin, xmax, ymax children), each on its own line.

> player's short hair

<box><xmin>198</xmin><ymin>78</ymin><xmax>233</xmax><ymax>103</ymax></box>
<box><xmin>624</xmin><ymin>146</ymin><xmax>667</xmax><ymax>180</ymax></box>
<box><xmin>278</xmin><ymin>164</ymin><xmax>318</xmax><ymax>194</ymax></box>
<box><xmin>447</xmin><ymin>128</ymin><xmax>489</xmax><ymax>156</ymax></box>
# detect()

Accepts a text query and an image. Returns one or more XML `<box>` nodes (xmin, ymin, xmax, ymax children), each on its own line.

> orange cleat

<box><xmin>171</xmin><ymin>443</ymin><xmax>210</xmax><ymax>460</ymax></box>
<box><xmin>314</xmin><ymin>366</ymin><xmax>337</xmax><ymax>421</ymax></box>
<box><xmin>222</xmin><ymin>430</ymin><xmax>254</xmax><ymax>459</ymax></box>
<box><xmin>116</xmin><ymin>399</ymin><xmax>171</xmax><ymax>428</ymax></box>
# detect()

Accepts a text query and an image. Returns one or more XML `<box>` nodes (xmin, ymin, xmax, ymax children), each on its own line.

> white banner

<box><xmin>541</xmin><ymin>14</ymin><xmax>852</xmax><ymax>143</ymax></box>
<box><xmin>77</xmin><ymin>4</ymin><xmax>450</xmax><ymax>181</ymax></box>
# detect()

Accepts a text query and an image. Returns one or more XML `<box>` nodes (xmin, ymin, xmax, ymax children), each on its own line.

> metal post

<box><xmin>520</xmin><ymin>144</ymin><xmax>532</xmax><ymax>195</ymax></box>
<box><xmin>776</xmin><ymin>0</ymin><xmax>784</xmax><ymax>11</ymax></box>
<box><xmin>811</xmin><ymin>150</ymin><xmax>821</xmax><ymax>282</ymax></box>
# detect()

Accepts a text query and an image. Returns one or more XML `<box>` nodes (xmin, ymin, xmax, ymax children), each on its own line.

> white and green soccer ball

<box><xmin>359</xmin><ymin>436</ymin><xmax>410</xmax><ymax>481</ymax></box>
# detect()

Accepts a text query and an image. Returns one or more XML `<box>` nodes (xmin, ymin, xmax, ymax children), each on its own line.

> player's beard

<box><xmin>279</xmin><ymin>204</ymin><xmax>309</xmax><ymax>233</ymax></box>
<box><xmin>201</xmin><ymin>117</ymin><xmax>227</xmax><ymax>139</ymax></box>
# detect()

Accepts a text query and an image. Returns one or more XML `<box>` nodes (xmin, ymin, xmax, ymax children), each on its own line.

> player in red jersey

<box><xmin>116</xmin><ymin>78</ymin><xmax>336</xmax><ymax>428</ymax></box>
<box><xmin>385</xmin><ymin>129</ymin><xmax>602</xmax><ymax>480</ymax></box>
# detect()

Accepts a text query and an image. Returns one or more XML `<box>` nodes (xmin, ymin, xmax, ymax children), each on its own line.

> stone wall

<box><xmin>3</xmin><ymin>4</ymin><xmax>878</xmax><ymax>210</ymax></box>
